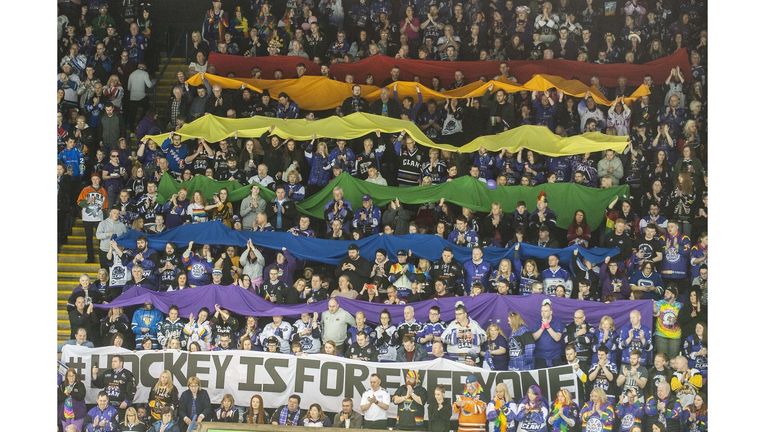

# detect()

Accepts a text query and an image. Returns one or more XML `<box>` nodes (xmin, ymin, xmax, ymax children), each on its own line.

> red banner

<box><xmin>208</xmin><ymin>49</ymin><xmax>691</xmax><ymax>87</ymax></box>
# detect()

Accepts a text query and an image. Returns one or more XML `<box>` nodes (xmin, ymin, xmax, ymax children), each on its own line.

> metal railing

<box><xmin>151</xmin><ymin>28</ymin><xmax>190</xmax><ymax>123</ymax></box>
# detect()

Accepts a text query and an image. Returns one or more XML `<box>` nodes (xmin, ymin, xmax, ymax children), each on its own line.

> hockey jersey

<box><xmin>541</xmin><ymin>266</ymin><xmax>571</xmax><ymax>296</ymax></box>
<box><xmin>661</xmin><ymin>233</ymin><xmax>691</xmax><ymax>279</ymax></box>
<box><xmin>454</xmin><ymin>396</ymin><xmax>487</xmax><ymax>432</ymax></box>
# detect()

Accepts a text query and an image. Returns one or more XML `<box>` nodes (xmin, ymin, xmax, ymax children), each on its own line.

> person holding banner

<box><xmin>360</xmin><ymin>374</ymin><xmax>391</xmax><ymax>429</ymax></box>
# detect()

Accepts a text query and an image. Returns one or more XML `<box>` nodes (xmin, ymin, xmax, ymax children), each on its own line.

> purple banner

<box><xmin>99</xmin><ymin>285</ymin><xmax>653</xmax><ymax>334</ymax></box>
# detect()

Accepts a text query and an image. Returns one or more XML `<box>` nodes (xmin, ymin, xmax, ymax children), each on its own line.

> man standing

<box><xmin>619</xmin><ymin>310</ymin><xmax>653</xmax><ymax>366</ymax></box>
<box><xmin>541</xmin><ymin>254</ymin><xmax>572</xmax><ymax>296</ymax></box>
<box><xmin>563</xmin><ymin>309</ymin><xmax>596</xmax><ymax>373</ymax></box>
<box><xmin>588</xmin><ymin>346</ymin><xmax>619</xmax><ymax>403</ymax></box>
<box><xmin>417</xmin><ymin>306</ymin><xmax>446</xmax><ymax>353</ymax></box>
<box><xmin>91</xmin><ymin>355</ymin><xmax>136</xmax><ymax>415</ymax></box>
<box><xmin>617</xmin><ymin>350</ymin><xmax>649</xmax><ymax>397</ymax></box>
<box><xmin>654</xmin><ymin>286</ymin><xmax>682</xmax><ymax>359</ymax></box>
<box><xmin>126</xmin><ymin>62</ymin><xmax>154</xmax><ymax>130</ymax></box>
<box><xmin>393</xmin><ymin>370</ymin><xmax>429</xmax><ymax>431</ymax></box>
<box><xmin>266</xmin><ymin>185</ymin><xmax>297</xmax><ymax>231</ymax></box>
<box><xmin>335</xmin><ymin>244</ymin><xmax>372</xmax><ymax>291</ymax></box>
<box><xmin>463</xmin><ymin>247</ymin><xmax>491</xmax><ymax>294</ymax></box>
<box><xmin>441</xmin><ymin>303</ymin><xmax>487</xmax><ymax>365</ymax></box>
<box><xmin>95</xmin><ymin>207</ymin><xmax>127</xmax><ymax>269</ymax></box>
<box><xmin>321</xmin><ymin>298</ymin><xmax>356</xmax><ymax>355</ymax></box>
<box><xmin>332</xmin><ymin>397</ymin><xmax>364</xmax><ymax>428</ymax></box>
<box><xmin>532</xmin><ymin>299</ymin><xmax>565</xmax><ymax>368</ymax></box>
<box><xmin>77</xmin><ymin>172</ymin><xmax>108</xmax><ymax>263</ymax></box>
<box><xmin>360</xmin><ymin>374</ymin><xmax>391</xmax><ymax>429</ymax></box>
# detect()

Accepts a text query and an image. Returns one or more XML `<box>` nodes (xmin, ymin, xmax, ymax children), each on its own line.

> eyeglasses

<box><xmin>110</xmin><ymin>155</ymin><xmax>119</xmax><ymax>158</ymax></box>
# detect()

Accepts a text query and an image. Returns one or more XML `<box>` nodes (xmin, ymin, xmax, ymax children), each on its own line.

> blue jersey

<box><xmin>541</xmin><ymin>267</ymin><xmax>571</xmax><ymax>296</ymax></box>
<box><xmin>464</xmin><ymin>259</ymin><xmax>492</xmax><ymax>293</ymax></box>
<box><xmin>547</xmin><ymin>157</ymin><xmax>572</xmax><ymax>182</ymax></box>
<box><xmin>184</xmin><ymin>254</ymin><xmax>213</xmax><ymax>286</ymax></box>
<box><xmin>628</xmin><ymin>270</ymin><xmax>664</xmax><ymax>300</ymax></box>
<box><xmin>507</xmin><ymin>326</ymin><xmax>535</xmax><ymax>371</ymax></box>
<box><xmin>619</xmin><ymin>324</ymin><xmax>653</xmax><ymax>366</ymax></box>
<box><xmin>131</xmin><ymin>307</ymin><xmax>164</xmax><ymax>348</ymax></box>
<box><xmin>533</xmin><ymin>317</ymin><xmax>564</xmax><ymax>362</ymax></box>
<box><xmin>661</xmin><ymin>233</ymin><xmax>691</xmax><ymax>280</ymax></box>
<box><xmin>473</xmin><ymin>152</ymin><xmax>497</xmax><ymax>180</ymax></box>
<box><xmin>58</xmin><ymin>147</ymin><xmax>85</xmax><ymax>178</ymax></box>
<box><xmin>682</xmin><ymin>335</ymin><xmax>707</xmax><ymax>378</ymax></box>
<box><xmin>448</xmin><ymin>228</ymin><xmax>479</xmax><ymax>248</ymax></box>
<box><xmin>160</xmin><ymin>138</ymin><xmax>190</xmax><ymax>175</ymax></box>
<box><xmin>416</xmin><ymin>321</ymin><xmax>446</xmax><ymax>352</ymax></box>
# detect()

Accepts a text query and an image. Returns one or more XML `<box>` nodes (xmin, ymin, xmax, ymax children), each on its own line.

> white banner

<box><xmin>61</xmin><ymin>346</ymin><xmax>580</xmax><ymax>416</ymax></box>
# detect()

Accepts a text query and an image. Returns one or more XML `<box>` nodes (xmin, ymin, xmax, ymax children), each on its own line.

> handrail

<box><xmin>152</xmin><ymin>29</ymin><xmax>189</xmax><ymax>125</ymax></box>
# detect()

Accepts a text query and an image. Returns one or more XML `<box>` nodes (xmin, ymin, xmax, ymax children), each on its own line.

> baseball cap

<box><xmin>362</xmin><ymin>194</ymin><xmax>372</xmax><ymax>201</ymax></box>
<box><xmin>397</xmin><ymin>249</ymin><xmax>407</xmax><ymax>256</ymax></box>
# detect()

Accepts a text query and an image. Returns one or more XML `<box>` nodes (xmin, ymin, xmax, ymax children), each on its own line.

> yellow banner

<box><xmin>187</xmin><ymin>73</ymin><xmax>650</xmax><ymax>111</ymax></box>
<box><xmin>144</xmin><ymin>112</ymin><xmax>628</xmax><ymax>157</ymax></box>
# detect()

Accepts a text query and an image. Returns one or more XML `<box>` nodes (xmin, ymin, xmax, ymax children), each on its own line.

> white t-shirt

<box><xmin>360</xmin><ymin>388</ymin><xmax>390</xmax><ymax>421</ymax></box>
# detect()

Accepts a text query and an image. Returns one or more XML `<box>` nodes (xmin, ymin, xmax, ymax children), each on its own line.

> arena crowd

<box><xmin>57</xmin><ymin>1</ymin><xmax>707</xmax><ymax>431</ymax></box>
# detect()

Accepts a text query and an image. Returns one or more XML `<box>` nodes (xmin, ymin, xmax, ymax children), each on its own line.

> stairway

<box><xmin>153</xmin><ymin>57</ymin><xmax>191</xmax><ymax>127</ymax></box>
<box><xmin>57</xmin><ymin>220</ymin><xmax>101</xmax><ymax>345</ymax></box>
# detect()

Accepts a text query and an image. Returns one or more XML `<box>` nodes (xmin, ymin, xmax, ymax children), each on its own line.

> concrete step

<box><xmin>58</xmin><ymin>262</ymin><xmax>102</xmax><ymax>273</ymax></box>
<box><xmin>61</xmin><ymin>244</ymin><xmax>90</xmax><ymax>253</ymax></box>
<box><xmin>68</xmin><ymin>235</ymin><xmax>99</xmax><ymax>244</ymax></box>
<box><xmin>59</xmin><ymin>271</ymin><xmax>93</xmax><ymax>281</ymax></box>
<box><xmin>58</xmin><ymin>253</ymin><xmax>89</xmax><ymax>263</ymax></box>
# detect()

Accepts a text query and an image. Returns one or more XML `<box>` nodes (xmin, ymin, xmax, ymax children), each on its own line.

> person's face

<box><xmin>597</xmin><ymin>350</ymin><xmax>607</xmax><ymax>363</ymax></box>
<box><xmin>573</xmin><ymin>311</ymin><xmax>585</xmax><ymax>325</ymax></box>
<box><xmin>541</xmin><ymin>305</ymin><xmax>552</xmax><ymax>320</ymax></box>
<box><xmin>97</xmin><ymin>395</ymin><xmax>109</xmax><ymax>410</ymax></box>
<box><xmin>548</xmin><ymin>256</ymin><xmax>558</xmax><ymax>268</ymax></box>
<box><xmin>328</xmin><ymin>300</ymin><xmax>339</xmax><ymax>313</ymax></box>
<box><xmin>369</xmin><ymin>375</ymin><xmax>383</xmax><ymax>391</ymax></box>
<box><xmin>472</xmin><ymin>248</ymin><xmax>482</xmax><ymax>261</ymax></box>
<box><xmin>565</xmin><ymin>348</ymin><xmax>577</xmax><ymax>362</ymax></box>
<box><xmin>356</xmin><ymin>333</ymin><xmax>367</xmax><ymax>347</ymax></box>
<box><xmin>111</xmin><ymin>356</ymin><xmax>122</xmax><ymax>370</ymax></box>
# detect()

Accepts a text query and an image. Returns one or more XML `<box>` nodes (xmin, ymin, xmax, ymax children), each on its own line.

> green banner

<box><xmin>158</xmin><ymin>172</ymin><xmax>628</xmax><ymax>230</ymax></box>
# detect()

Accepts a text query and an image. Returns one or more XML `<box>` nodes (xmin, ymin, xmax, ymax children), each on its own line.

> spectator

<box><xmin>532</xmin><ymin>299</ymin><xmax>565</xmax><ymax>367</ymax></box>
<box><xmin>332</xmin><ymin>397</ymin><xmax>363</xmax><ymax>428</ymax></box>
<box><xmin>392</xmin><ymin>370</ymin><xmax>428</xmax><ymax>430</ymax></box>
<box><xmin>360</xmin><ymin>374</ymin><xmax>390</xmax><ymax>429</ymax></box>
<box><xmin>441</xmin><ymin>302</ymin><xmax>487</xmax><ymax>365</ymax></box>
<box><xmin>179</xmin><ymin>376</ymin><xmax>212</xmax><ymax>429</ymax></box>
<box><xmin>321</xmin><ymin>298</ymin><xmax>356</xmax><ymax>355</ymax></box>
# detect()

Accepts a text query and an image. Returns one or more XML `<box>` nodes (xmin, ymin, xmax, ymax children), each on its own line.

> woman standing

<box><xmin>187</xmin><ymin>191</ymin><xmax>209</xmax><ymax>224</ymax></box>
<box><xmin>567</xmin><ymin>210</ymin><xmax>592</xmax><ymax>247</ymax></box>
<box><xmin>512</xmin><ymin>385</ymin><xmax>549</xmax><ymax>432</ymax></box>
<box><xmin>374</xmin><ymin>310</ymin><xmax>398</xmax><ymax>362</ymax></box>
<box><xmin>593</xmin><ymin>315</ymin><xmax>620</xmax><ymax>365</ymax></box>
<box><xmin>489</xmin><ymin>259</ymin><xmax>516</xmax><ymax>294</ymax></box>
<box><xmin>682</xmin><ymin>322</ymin><xmax>708</xmax><ymax>381</ymax></box>
<box><xmin>669</xmin><ymin>173</ymin><xmax>697</xmax><ymax>237</ymax></box>
<box><xmin>579</xmin><ymin>388</ymin><xmax>615</xmax><ymax>432</ymax></box>
<box><xmin>209</xmin><ymin>188</ymin><xmax>235</xmax><ymax>227</ymax></box>
<box><xmin>428</xmin><ymin>385</ymin><xmax>453</xmax><ymax>432</ymax></box>
<box><xmin>507</xmin><ymin>312</ymin><xmax>536</xmax><ymax>371</ymax></box>
<box><xmin>58</xmin><ymin>368</ymin><xmax>87</xmax><ymax>431</ymax></box>
<box><xmin>149</xmin><ymin>370</ymin><xmax>179</xmax><ymax>422</ymax></box>
<box><xmin>243</xmin><ymin>394</ymin><xmax>267</xmax><ymax>424</ymax></box>
<box><xmin>179</xmin><ymin>376</ymin><xmax>211</xmax><ymax>429</ymax></box>
<box><xmin>484</xmin><ymin>324</ymin><xmax>510</xmax><ymax>371</ymax></box>
<box><xmin>679</xmin><ymin>288</ymin><xmax>707</xmax><ymax>340</ymax></box>
<box><xmin>547</xmin><ymin>388</ymin><xmax>578</xmax><ymax>431</ymax></box>
<box><xmin>486</xmin><ymin>383</ymin><xmax>516</xmax><ymax>432</ymax></box>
